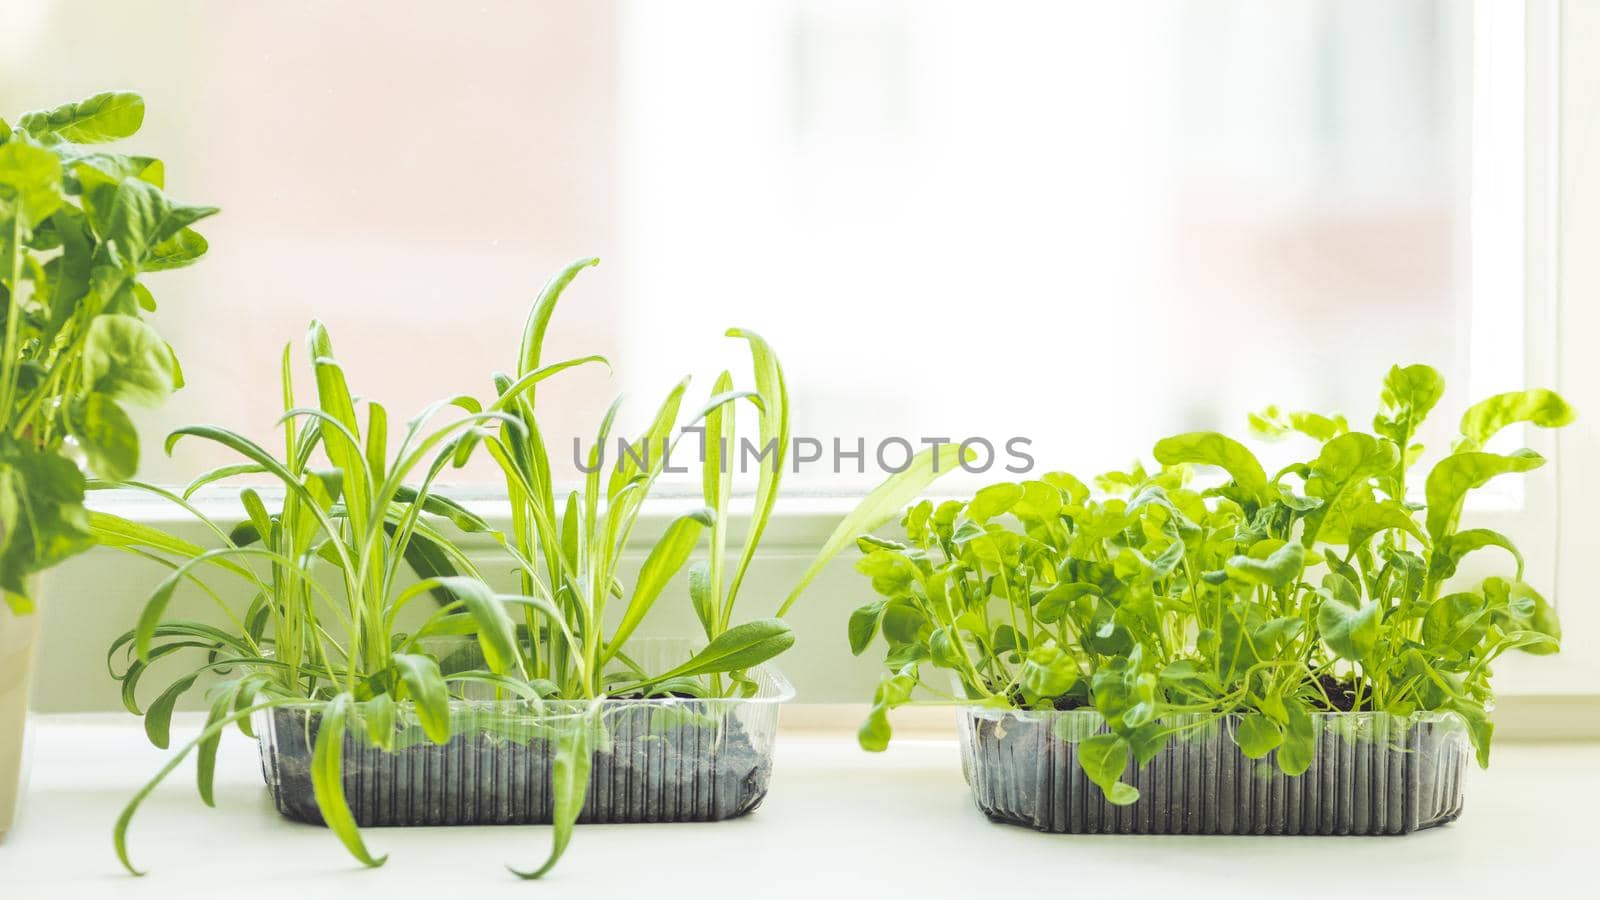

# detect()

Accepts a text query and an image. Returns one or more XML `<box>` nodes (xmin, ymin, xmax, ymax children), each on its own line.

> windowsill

<box><xmin>2</xmin><ymin>713</ymin><xmax>1596</xmax><ymax>896</ymax></box>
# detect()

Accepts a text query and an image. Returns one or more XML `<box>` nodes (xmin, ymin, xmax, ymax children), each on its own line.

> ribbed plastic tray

<box><xmin>959</xmin><ymin>709</ymin><xmax>1468</xmax><ymax>835</ymax></box>
<box><xmin>255</xmin><ymin>647</ymin><xmax>792</xmax><ymax>827</ymax></box>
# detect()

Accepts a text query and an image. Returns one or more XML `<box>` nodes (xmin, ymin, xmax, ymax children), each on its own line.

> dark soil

<box><xmin>1313</xmin><ymin>675</ymin><xmax>1370</xmax><ymax>712</ymax></box>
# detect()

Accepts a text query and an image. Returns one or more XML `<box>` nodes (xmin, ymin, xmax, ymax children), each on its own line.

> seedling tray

<box><xmin>959</xmin><ymin>709</ymin><xmax>1467</xmax><ymax>835</ymax></box>
<box><xmin>255</xmin><ymin>656</ymin><xmax>792</xmax><ymax>827</ymax></box>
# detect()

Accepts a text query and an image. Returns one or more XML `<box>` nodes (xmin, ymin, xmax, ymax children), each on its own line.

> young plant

<box><xmin>833</xmin><ymin>364</ymin><xmax>1570</xmax><ymax>802</ymax></box>
<box><xmin>101</xmin><ymin>322</ymin><xmax>589</xmax><ymax>875</ymax></box>
<box><xmin>400</xmin><ymin>256</ymin><xmax>797</xmax><ymax>708</ymax></box>
<box><xmin>1</xmin><ymin>92</ymin><xmax>215</xmax><ymax>610</ymax></box>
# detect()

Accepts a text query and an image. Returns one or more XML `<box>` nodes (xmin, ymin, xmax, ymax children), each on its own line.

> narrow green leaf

<box><xmin>311</xmin><ymin>694</ymin><xmax>387</xmax><ymax>867</ymax></box>
<box><xmin>781</xmin><ymin>444</ymin><xmax>969</xmax><ymax>617</ymax></box>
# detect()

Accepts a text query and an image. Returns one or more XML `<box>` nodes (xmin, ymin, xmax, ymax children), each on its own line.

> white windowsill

<box><xmin>1</xmin><ymin>713</ymin><xmax>1595</xmax><ymax>897</ymax></box>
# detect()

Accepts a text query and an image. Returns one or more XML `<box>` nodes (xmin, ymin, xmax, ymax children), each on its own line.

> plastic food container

<box><xmin>255</xmin><ymin>640</ymin><xmax>793</xmax><ymax>827</ymax></box>
<box><xmin>959</xmin><ymin>708</ymin><xmax>1468</xmax><ymax>835</ymax></box>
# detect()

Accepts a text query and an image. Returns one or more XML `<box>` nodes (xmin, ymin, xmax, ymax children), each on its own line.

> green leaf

<box><xmin>848</xmin><ymin>599</ymin><xmax>887</xmax><ymax>656</ymax></box>
<box><xmin>1457</xmin><ymin>388</ymin><xmax>1575</xmax><ymax>450</ymax></box>
<box><xmin>1316</xmin><ymin>574</ymin><xmax>1379</xmax><ymax>662</ymax></box>
<box><xmin>1373</xmin><ymin>363</ymin><xmax>1445</xmax><ymax>449</ymax></box>
<box><xmin>781</xmin><ymin>444</ymin><xmax>969</xmax><ymax>616</ymax></box>
<box><xmin>64</xmin><ymin>393</ymin><xmax>139</xmax><ymax>480</ymax></box>
<box><xmin>967</xmin><ymin>482</ymin><xmax>1023</xmax><ymax>522</ymax></box>
<box><xmin>1277</xmin><ymin>702</ymin><xmax>1316</xmax><ymax>776</ymax></box>
<box><xmin>1152</xmin><ymin>432</ymin><xmax>1268</xmax><ymax>504</ymax></box>
<box><xmin>512</xmin><ymin>699</ymin><xmax>601</xmax><ymax>879</ymax></box>
<box><xmin>859</xmin><ymin>666</ymin><xmax>917</xmax><ymax>752</ymax></box>
<box><xmin>1224</xmin><ymin>541</ymin><xmax>1306</xmax><ymax>589</ymax></box>
<box><xmin>1421</xmin><ymin>592</ymin><xmax>1488</xmax><ymax>658</ymax></box>
<box><xmin>82</xmin><ymin>314</ymin><xmax>179</xmax><ymax>406</ymax></box>
<box><xmin>96</xmin><ymin>177</ymin><xmax>218</xmax><ymax>269</ymax></box>
<box><xmin>605</xmin><ymin>508</ymin><xmax>711</xmax><ymax>660</ymax></box>
<box><xmin>1020</xmin><ymin>643</ymin><xmax>1078</xmax><ymax>700</ymax></box>
<box><xmin>0</xmin><ymin>141</ymin><xmax>65</xmax><ymax>228</ymax></box>
<box><xmin>19</xmin><ymin>91</ymin><xmax>145</xmax><ymax>143</ymax></box>
<box><xmin>1431</xmin><ymin>528</ymin><xmax>1522</xmax><ymax>582</ymax></box>
<box><xmin>142</xmin><ymin>227</ymin><xmax>209</xmax><ymax>271</ymax></box>
<box><xmin>438</xmin><ymin>578</ymin><xmax>521</xmax><ymax>677</ymax></box>
<box><xmin>722</xmin><ymin>327</ymin><xmax>790</xmax><ymax>622</ymax></box>
<box><xmin>1235</xmin><ymin>714</ymin><xmax>1282</xmax><ymax>758</ymax></box>
<box><xmin>687</xmin><ymin>561</ymin><xmax>715</xmax><ymax>641</ymax></box>
<box><xmin>1343</xmin><ymin>499</ymin><xmax>1428</xmax><ymax>548</ymax></box>
<box><xmin>1424</xmin><ymin>450</ymin><xmax>1545</xmax><ymax>541</ymax></box>
<box><xmin>628</xmin><ymin>619</ymin><xmax>794</xmax><ymax>691</ymax></box>
<box><xmin>142</xmin><ymin>674</ymin><xmax>198</xmax><ymax>750</ymax></box>
<box><xmin>392</xmin><ymin>653</ymin><xmax>450</xmax><ymax>744</ymax></box>
<box><xmin>0</xmin><ymin>441</ymin><xmax>93</xmax><ymax>599</ymax></box>
<box><xmin>311</xmin><ymin>694</ymin><xmax>387</xmax><ymax>867</ymax></box>
<box><xmin>1076</xmin><ymin>732</ymin><xmax>1137</xmax><ymax>804</ymax></box>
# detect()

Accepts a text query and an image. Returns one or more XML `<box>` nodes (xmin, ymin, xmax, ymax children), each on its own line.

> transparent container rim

<box><xmin>959</xmin><ymin>704</ymin><xmax>1466</xmax><ymax>726</ymax></box>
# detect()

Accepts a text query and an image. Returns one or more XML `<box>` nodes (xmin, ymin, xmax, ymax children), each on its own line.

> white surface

<box><xmin>0</xmin><ymin>714</ymin><xmax>1596</xmax><ymax>898</ymax></box>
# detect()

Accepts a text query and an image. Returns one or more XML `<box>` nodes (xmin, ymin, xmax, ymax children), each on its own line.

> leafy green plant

<box><xmin>1</xmin><ymin>92</ymin><xmax>215</xmax><ymax>611</ymax></box>
<box><xmin>833</xmin><ymin>364</ymin><xmax>1570</xmax><ymax>802</ymax></box>
<box><xmin>100</xmin><ymin>321</ymin><xmax>593</xmax><ymax>875</ymax></box>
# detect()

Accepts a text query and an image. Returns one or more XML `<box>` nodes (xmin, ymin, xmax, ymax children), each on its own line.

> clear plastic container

<box><xmin>255</xmin><ymin>640</ymin><xmax>794</xmax><ymax>827</ymax></box>
<box><xmin>958</xmin><ymin>708</ymin><xmax>1468</xmax><ymax>835</ymax></box>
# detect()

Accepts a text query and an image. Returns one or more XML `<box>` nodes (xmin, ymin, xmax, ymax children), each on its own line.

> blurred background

<box><xmin>0</xmin><ymin>0</ymin><xmax>1520</xmax><ymax>494</ymax></box>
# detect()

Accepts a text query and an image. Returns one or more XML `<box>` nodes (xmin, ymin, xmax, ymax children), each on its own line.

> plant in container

<box><xmin>102</xmin><ymin>259</ymin><xmax>956</xmax><ymax>877</ymax></box>
<box><xmin>400</xmin><ymin>258</ymin><xmax>962</xmax><ymax>869</ymax></box>
<box><xmin>0</xmin><ymin>92</ymin><xmax>215</xmax><ymax>837</ymax></box>
<box><xmin>812</xmin><ymin>365</ymin><xmax>1571</xmax><ymax>835</ymax></box>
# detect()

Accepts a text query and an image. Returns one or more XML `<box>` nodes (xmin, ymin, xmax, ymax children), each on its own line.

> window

<box><xmin>14</xmin><ymin>1</ymin><xmax>1597</xmax><ymax>712</ymax></box>
<box><xmin>0</xmin><ymin>0</ymin><xmax>1524</xmax><ymax>497</ymax></box>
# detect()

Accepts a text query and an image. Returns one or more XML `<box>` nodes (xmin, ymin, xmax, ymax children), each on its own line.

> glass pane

<box><xmin>0</xmin><ymin>0</ymin><xmax>1479</xmax><ymax>494</ymax></box>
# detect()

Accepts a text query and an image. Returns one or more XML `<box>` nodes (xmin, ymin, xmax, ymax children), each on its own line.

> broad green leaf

<box><xmin>1235</xmin><ymin>714</ymin><xmax>1282</xmax><ymax>758</ymax></box>
<box><xmin>858</xmin><ymin>666</ymin><xmax>917</xmax><ymax>752</ymax></box>
<box><xmin>781</xmin><ymin>444</ymin><xmax>969</xmax><ymax>616</ymax></box>
<box><xmin>82</xmin><ymin>314</ymin><xmax>179</xmax><ymax>406</ymax></box>
<box><xmin>1277</xmin><ymin>702</ymin><xmax>1316</xmax><ymax>776</ymax></box>
<box><xmin>1316</xmin><ymin>574</ymin><xmax>1379</xmax><ymax>662</ymax></box>
<box><xmin>1343</xmin><ymin>499</ymin><xmax>1428</xmax><ymax>548</ymax></box>
<box><xmin>1020</xmin><ymin>643</ymin><xmax>1078</xmax><ymax>700</ymax></box>
<box><xmin>1421</xmin><ymin>592</ymin><xmax>1487</xmax><ymax>658</ymax></box>
<box><xmin>1249</xmin><ymin>406</ymin><xmax>1347</xmax><ymax>442</ymax></box>
<box><xmin>64</xmin><ymin>393</ymin><xmax>139</xmax><ymax>480</ymax></box>
<box><xmin>1076</xmin><ymin>732</ymin><xmax>1137</xmax><ymax>804</ymax></box>
<box><xmin>1431</xmin><ymin>528</ymin><xmax>1522</xmax><ymax>582</ymax></box>
<box><xmin>1152</xmin><ymin>432</ymin><xmax>1268</xmax><ymax>503</ymax></box>
<box><xmin>967</xmin><ymin>482</ymin><xmax>1023</xmax><ymax>522</ymax></box>
<box><xmin>0</xmin><ymin>441</ymin><xmax>93</xmax><ymax>600</ymax></box>
<box><xmin>1424</xmin><ymin>450</ymin><xmax>1545</xmax><ymax>541</ymax></box>
<box><xmin>0</xmin><ymin>141</ymin><xmax>65</xmax><ymax>228</ymax></box>
<box><xmin>848</xmin><ymin>599</ymin><xmax>888</xmax><ymax>656</ymax></box>
<box><xmin>19</xmin><ymin>91</ymin><xmax>145</xmax><ymax>142</ymax></box>
<box><xmin>1224</xmin><ymin>541</ymin><xmax>1305</xmax><ymax>588</ymax></box>
<box><xmin>1373</xmin><ymin>363</ymin><xmax>1444</xmax><ymax>448</ymax></box>
<box><xmin>1457</xmin><ymin>388</ymin><xmax>1575</xmax><ymax>451</ymax></box>
<box><xmin>97</xmin><ymin>176</ymin><xmax>218</xmax><ymax>269</ymax></box>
